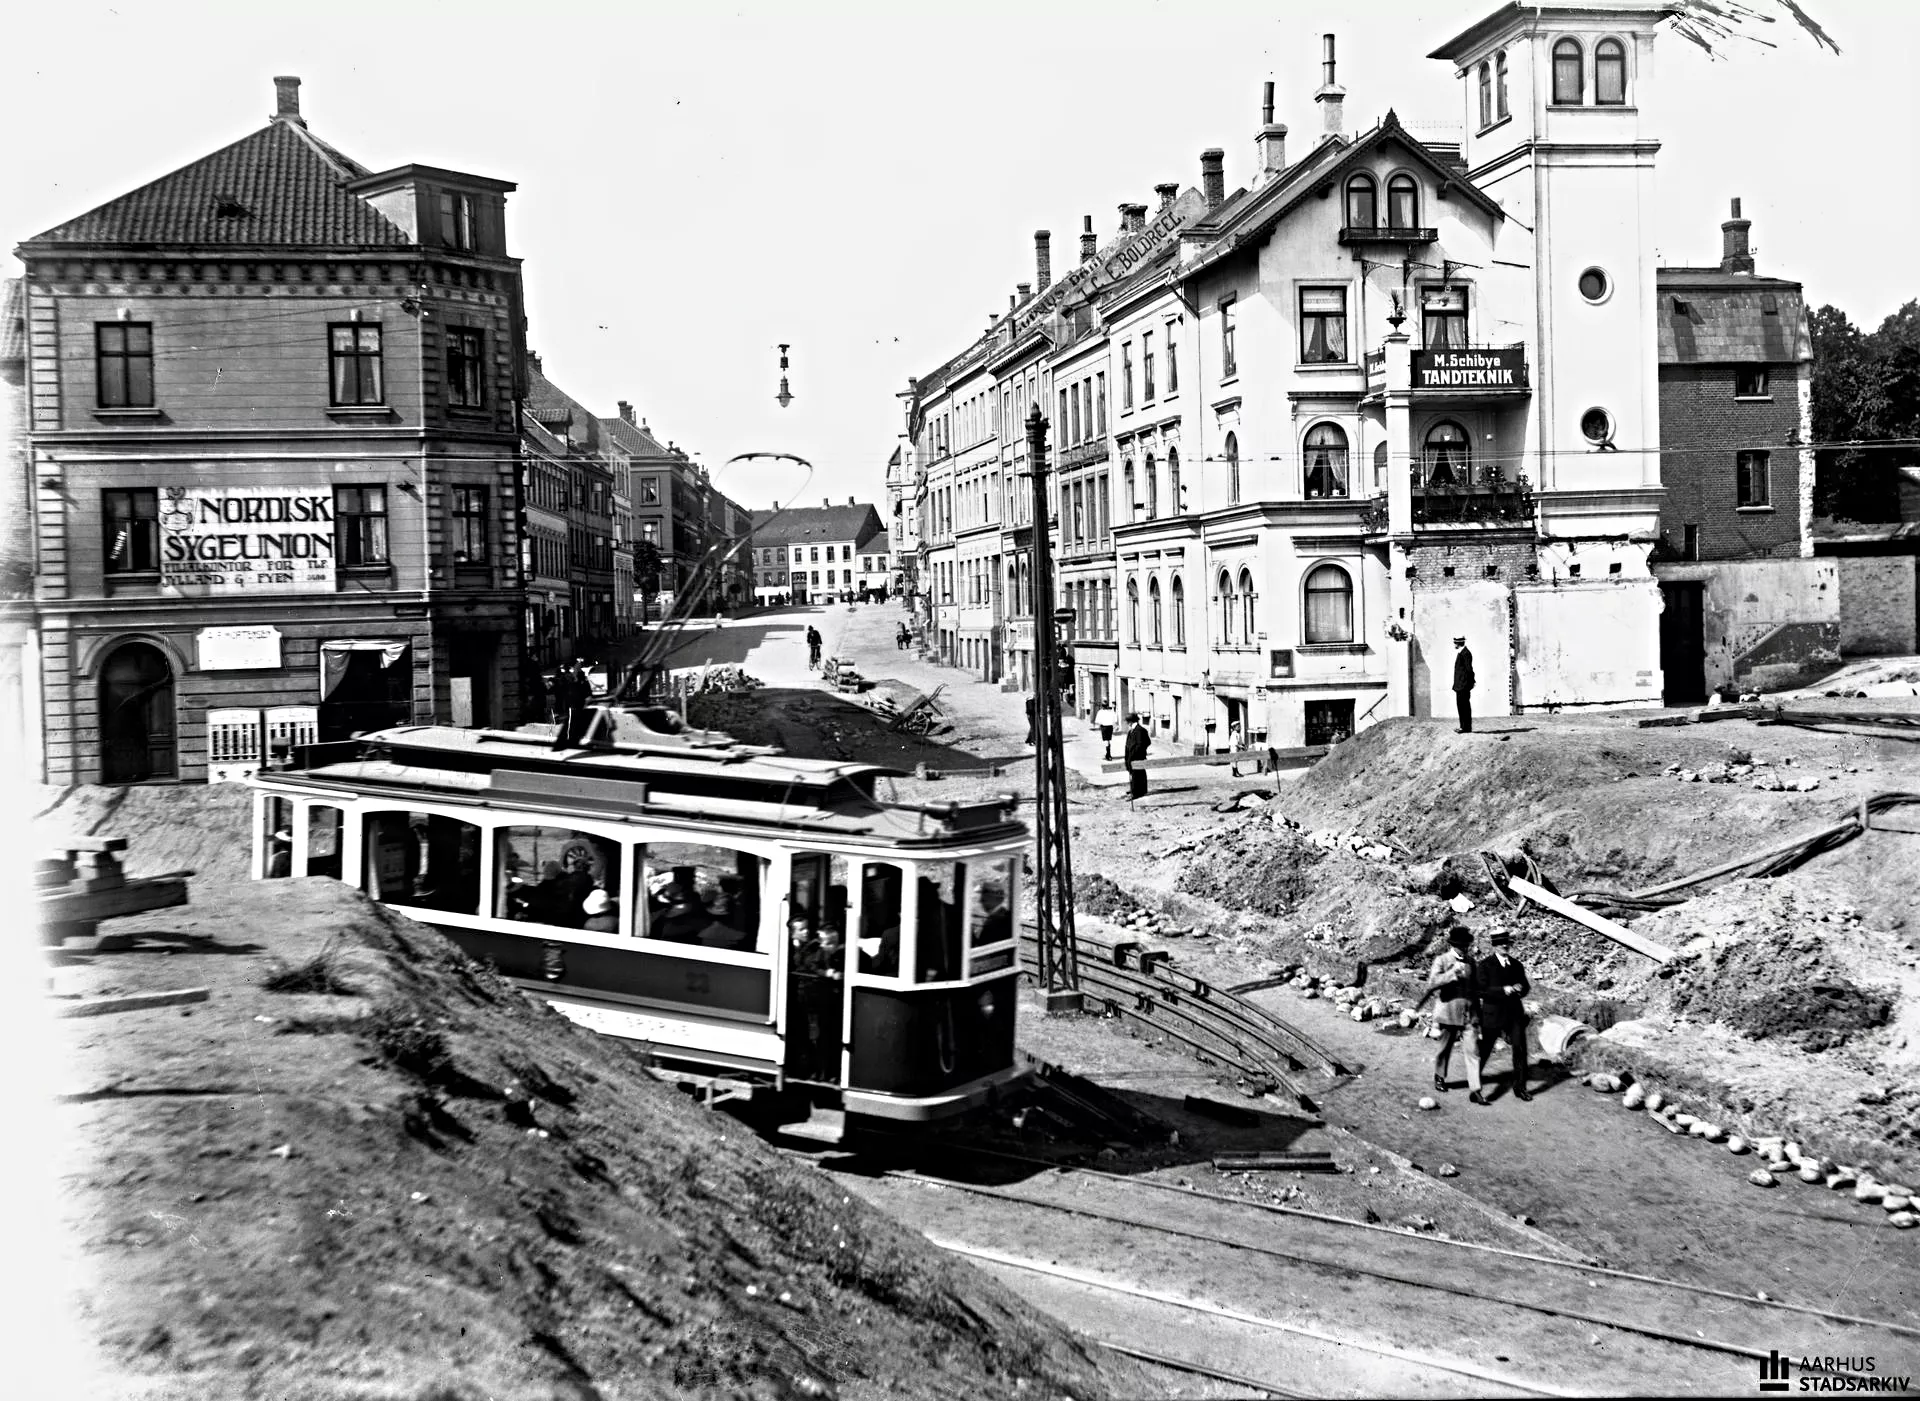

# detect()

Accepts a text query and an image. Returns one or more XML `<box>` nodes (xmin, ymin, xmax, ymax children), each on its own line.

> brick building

<box><xmin>9</xmin><ymin>76</ymin><xmax>529</xmax><ymax>783</ymax></box>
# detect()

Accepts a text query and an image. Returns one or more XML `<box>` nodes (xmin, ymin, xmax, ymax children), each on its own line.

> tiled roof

<box><xmin>866</xmin><ymin>531</ymin><xmax>892</xmax><ymax>556</ymax></box>
<box><xmin>24</xmin><ymin>119</ymin><xmax>409</xmax><ymax>248</ymax></box>
<box><xmin>749</xmin><ymin>504</ymin><xmax>884</xmax><ymax>549</ymax></box>
<box><xmin>524</xmin><ymin>364</ymin><xmax>601</xmax><ymax>450</ymax></box>
<box><xmin>602</xmin><ymin>413</ymin><xmax>676</xmax><ymax>458</ymax></box>
<box><xmin>1657</xmin><ymin>283</ymin><xmax>1811</xmax><ymax>364</ymax></box>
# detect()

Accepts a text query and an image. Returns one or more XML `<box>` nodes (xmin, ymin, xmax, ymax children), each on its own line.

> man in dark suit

<box><xmin>1476</xmin><ymin>928</ymin><xmax>1532</xmax><ymax>1100</ymax></box>
<box><xmin>1452</xmin><ymin>635</ymin><xmax>1475</xmax><ymax>733</ymax></box>
<box><xmin>1123</xmin><ymin>713</ymin><xmax>1150</xmax><ymax>804</ymax></box>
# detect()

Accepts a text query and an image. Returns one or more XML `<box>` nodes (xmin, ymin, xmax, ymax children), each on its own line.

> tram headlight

<box><xmin>976</xmin><ymin>987</ymin><xmax>997</xmax><ymax>1021</ymax></box>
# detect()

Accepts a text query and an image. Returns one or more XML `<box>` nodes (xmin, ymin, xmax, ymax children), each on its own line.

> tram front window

<box><xmin>968</xmin><ymin>858</ymin><xmax>1017</xmax><ymax>947</ymax></box>
<box><xmin>497</xmin><ymin>826</ymin><xmax>621</xmax><ymax>932</ymax></box>
<box><xmin>856</xmin><ymin>862</ymin><xmax>905</xmax><ymax>976</ymax></box>
<box><xmin>788</xmin><ymin>853</ymin><xmax>849</xmax><ymax>972</ymax></box>
<box><xmin>307</xmin><ymin>805</ymin><xmax>343</xmax><ymax>881</ymax></box>
<box><xmin>642</xmin><ymin>842</ymin><xmax>767</xmax><ymax>951</ymax></box>
<box><xmin>262</xmin><ymin>796</ymin><xmax>295</xmax><ymax>878</ymax></box>
<box><xmin>914</xmin><ymin>862</ymin><xmax>964</xmax><ymax>983</ymax></box>
<box><xmin>365</xmin><ymin>811</ymin><xmax>482</xmax><ymax>914</ymax></box>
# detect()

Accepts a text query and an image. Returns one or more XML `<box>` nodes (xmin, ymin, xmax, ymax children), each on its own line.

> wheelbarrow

<box><xmin>888</xmin><ymin>683</ymin><xmax>948</xmax><ymax>735</ymax></box>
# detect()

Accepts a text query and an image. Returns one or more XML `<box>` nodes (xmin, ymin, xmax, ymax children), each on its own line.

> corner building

<box><xmin>11</xmin><ymin>77</ymin><xmax>528</xmax><ymax>783</ymax></box>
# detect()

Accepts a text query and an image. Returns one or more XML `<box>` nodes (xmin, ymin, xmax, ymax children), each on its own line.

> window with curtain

<box><xmin>1373</xmin><ymin>442</ymin><xmax>1389</xmax><ymax>493</ymax></box>
<box><xmin>1553</xmin><ymin>38</ymin><xmax>1583</xmax><ymax>103</ymax></box>
<box><xmin>1303</xmin><ymin>563</ymin><xmax>1355</xmax><ymax>644</ymax></box>
<box><xmin>1127</xmin><ymin>579</ymin><xmax>1140</xmax><ymax>644</ymax></box>
<box><xmin>1239</xmin><ymin>569</ymin><xmax>1256</xmax><ymax>641</ymax></box>
<box><xmin>1478</xmin><ymin>63</ymin><xmax>1492</xmax><ymax>128</ymax></box>
<box><xmin>1422</xmin><ymin>421</ymin><xmax>1471</xmax><ymax>487</ymax></box>
<box><xmin>1595</xmin><ymin>38</ymin><xmax>1626</xmax><ymax>104</ymax></box>
<box><xmin>1167</xmin><ymin>448</ymin><xmax>1181</xmax><ymax>514</ymax></box>
<box><xmin>1171</xmin><ymin>577</ymin><xmax>1185</xmax><ymax>646</ymax></box>
<box><xmin>1422</xmin><ymin>286</ymin><xmax>1469</xmax><ymax>349</ymax></box>
<box><xmin>1303</xmin><ymin>423</ymin><xmax>1350</xmax><ymax>499</ymax></box>
<box><xmin>1387</xmin><ymin>175</ymin><xmax>1418</xmax><ymax>230</ymax></box>
<box><xmin>1218</xmin><ymin>570</ymin><xmax>1234</xmax><ymax>644</ymax></box>
<box><xmin>1345</xmin><ymin>175</ymin><xmax>1376</xmax><ymax>229</ymax></box>
<box><xmin>1226</xmin><ymin>431</ymin><xmax>1241</xmax><ymax>505</ymax></box>
<box><xmin>1148</xmin><ymin>579</ymin><xmax>1163</xmax><ymax>645</ymax></box>
<box><xmin>1144</xmin><ymin>453</ymin><xmax>1158</xmax><ymax>518</ymax></box>
<box><xmin>1300</xmin><ymin>288</ymin><xmax>1348</xmax><ymax>363</ymax></box>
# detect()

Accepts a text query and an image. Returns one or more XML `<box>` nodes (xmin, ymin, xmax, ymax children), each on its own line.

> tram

<box><xmin>248</xmin><ymin>705</ymin><xmax>1028</xmax><ymax>1122</ymax></box>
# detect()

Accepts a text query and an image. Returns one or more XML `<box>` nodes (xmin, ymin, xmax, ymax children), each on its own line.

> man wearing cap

<box><xmin>1123</xmin><ymin>713</ymin><xmax>1151</xmax><ymax>804</ymax></box>
<box><xmin>1476</xmin><ymin>928</ymin><xmax>1533</xmax><ymax>1101</ymax></box>
<box><xmin>1452</xmin><ymin>635</ymin><xmax>1475</xmax><ymax>733</ymax></box>
<box><xmin>1416</xmin><ymin>926</ymin><xmax>1487</xmax><ymax>1103</ymax></box>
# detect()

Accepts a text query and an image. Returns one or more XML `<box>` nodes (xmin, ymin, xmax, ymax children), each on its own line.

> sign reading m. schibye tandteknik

<box><xmin>1411</xmin><ymin>346</ymin><xmax>1529</xmax><ymax>389</ymax></box>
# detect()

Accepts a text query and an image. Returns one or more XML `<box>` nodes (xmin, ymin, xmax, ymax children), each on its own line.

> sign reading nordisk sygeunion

<box><xmin>159</xmin><ymin>485</ymin><xmax>335</xmax><ymax>594</ymax></box>
<box><xmin>1412</xmin><ymin>346</ymin><xmax>1528</xmax><ymax>390</ymax></box>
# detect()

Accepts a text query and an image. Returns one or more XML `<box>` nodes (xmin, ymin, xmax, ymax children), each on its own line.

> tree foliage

<box><xmin>1812</xmin><ymin>301</ymin><xmax>1920</xmax><ymax>522</ymax></box>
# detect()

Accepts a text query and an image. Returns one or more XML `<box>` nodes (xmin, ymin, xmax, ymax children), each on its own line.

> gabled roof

<box><xmin>22</xmin><ymin>118</ymin><xmax>410</xmax><ymax>248</ymax></box>
<box><xmin>1179</xmin><ymin>112</ymin><xmax>1506</xmax><ymax>284</ymax></box>
<box><xmin>750</xmin><ymin>504</ymin><xmax>885</xmax><ymax>549</ymax></box>
<box><xmin>524</xmin><ymin>363</ymin><xmax>600</xmax><ymax>451</ymax></box>
<box><xmin>865</xmin><ymin>532</ymin><xmax>892</xmax><ymax>557</ymax></box>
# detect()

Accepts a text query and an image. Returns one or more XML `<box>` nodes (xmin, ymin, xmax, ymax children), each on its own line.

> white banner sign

<box><xmin>197</xmin><ymin>625</ymin><xmax>283</xmax><ymax>671</ymax></box>
<box><xmin>160</xmin><ymin>485</ymin><xmax>335</xmax><ymax>595</ymax></box>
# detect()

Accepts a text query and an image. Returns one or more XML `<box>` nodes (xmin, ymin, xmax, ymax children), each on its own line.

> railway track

<box><xmin>1017</xmin><ymin>928</ymin><xmax>1346</xmax><ymax>1108</ymax></box>
<box><xmin>806</xmin><ymin>1141</ymin><xmax>1920</xmax><ymax>1397</ymax></box>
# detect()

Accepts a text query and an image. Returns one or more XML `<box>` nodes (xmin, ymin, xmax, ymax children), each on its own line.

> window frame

<box><xmin>1142</xmin><ymin>331</ymin><xmax>1155</xmax><ymax>401</ymax></box>
<box><xmin>1552</xmin><ymin>38</ymin><xmax>1584</xmax><ymax>104</ymax></box>
<box><xmin>1735</xmin><ymin>366</ymin><xmax>1769</xmax><ymax>399</ymax></box>
<box><xmin>1478</xmin><ymin>62</ymin><xmax>1492</xmax><ymax>129</ymax></box>
<box><xmin>1148</xmin><ymin>577</ymin><xmax>1163</xmax><ymax>646</ymax></box>
<box><xmin>1421</xmin><ymin>420</ymin><xmax>1472</xmax><ymax>487</ymax></box>
<box><xmin>1496</xmin><ymin>51</ymin><xmax>1510</xmax><ymax>119</ymax></box>
<box><xmin>1219</xmin><ymin>297</ymin><xmax>1238</xmax><ymax>378</ymax></box>
<box><xmin>452</xmin><ymin>484</ymin><xmax>488</xmax><ymax>565</ymax></box>
<box><xmin>1345</xmin><ymin>175</ymin><xmax>1377</xmax><ymax>231</ymax></box>
<box><xmin>1299</xmin><ymin>287</ymin><xmax>1350</xmax><ymax>365</ymax></box>
<box><xmin>1302</xmin><ymin>422</ymin><xmax>1351</xmax><ymax>500</ymax></box>
<box><xmin>335</xmin><ymin>484</ymin><xmax>391</xmax><ymax>568</ymax></box>
<box><xmin>328</xmin><ymin>323</ymin><xmax>386</xmax><ymax>407</ymax></box>
<box><xmin>1165</xmin><ymin>320</ymin><xmax>1179</xmax><ymax>393</ymax></box>
<box><xmin>1121</xmin><ymin>342</ymin><xmax>1135</xmax><ymax>410</ymax></box>
<box><xmin>1386</xmin><ymin>174</ymin><xmax>1419</xmax><ymax>231</ymax></box>
<box><xmin>102</xmin><ymin>487</ymin><xmax>160</xmax><ymax>576</ymax></box>
<box><xmin>446</xmin><ymin>326</ymin><xmax>485</xmax><ymax>409</ymax></box>
<box><xmin>1737</xmin><ymin>450</ymin><xmax>1772</xmax><ymax>509</ymax></box>
<box><xmin>438</xmin><ymin>191</ymin><xmax>476</xmax><ymax>250</ymax></box>
<box><xmin>1594</xmin><ymin>38</ymin><xmax>1628</xmax><ymax>105</ymax></box>
<box><xmin>1127</xmin><ymin>578</ymin><xmax>1141</xmax><ymax>644</ymax></box>
<box><xmin>1239</xmin><ymin>568</ymin><xmax>1256</xmax><ymax>641</ymax></box>
<box><xmin>95</xmin><ymin>322</ymin><xmax>155</xmax><ymax>409</ymax></box>
<box><xmin>1302</xmin><ymin>562</ymin><xmax>1356</xmax><ymax>645</ymax></box>
<box><xmin>1225</xmin><ymin>431</ymin><xmax>1241</xmax><ymax>506</ymax></box>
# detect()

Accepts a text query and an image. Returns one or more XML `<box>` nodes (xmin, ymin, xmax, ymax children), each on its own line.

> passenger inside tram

<box><xmin>857</xmin><ymin>864</ymin><xmax>903</xmax><ymax>976</ymax></box>
<box><xmin>916</xmin><ymin>874</ymin><xmax>961</xmax><ymax>981</ymax></box>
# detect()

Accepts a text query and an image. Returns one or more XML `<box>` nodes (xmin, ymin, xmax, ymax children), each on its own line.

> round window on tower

<box><xmin>1578</xmin><ymin>267</ymin><xmax>1611</xmax><ymax>303</ymax></box>
<box><xmin>1581</xmin><ymin>407</ymin><xmax>1614</xmax><ymax>445</ymax></box>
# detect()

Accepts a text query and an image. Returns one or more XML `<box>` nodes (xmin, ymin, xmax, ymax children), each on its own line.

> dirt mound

<box><xmin>57</xmin><ymin>878</ymin><xmax>1135</xmax><ymax>1400</ymax></box>
<box><xmin>1074</xmin><ymin>872</ymin><xmax>1140</xmax><ymax>918</ymax></box>
<box><xmin>32</xmin><ymin>783</ymin><xmax>255</xmax><ymax>884</ymax></box>
<box><xmin>1174</xmin><ymin>822</ymin><xmax>1323</xmax><ymax>917</ymax></box>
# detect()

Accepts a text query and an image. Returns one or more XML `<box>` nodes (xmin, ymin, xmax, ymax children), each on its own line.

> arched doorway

<box><xmin>99</xmin><ymin>642</ymin><xmax>177</xmax><ymax>783</ymax></box>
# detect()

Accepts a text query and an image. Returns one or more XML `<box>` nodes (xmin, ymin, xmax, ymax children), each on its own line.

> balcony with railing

<box><xmin>1339</xmin><ymin>223</ymin><xmax>1438</xmax><ymax>246</ymax></box>
<box><xmin>1363</xmin><ymin>463</ymin><xmax>1536</xmax><ymax>534</ymax></box>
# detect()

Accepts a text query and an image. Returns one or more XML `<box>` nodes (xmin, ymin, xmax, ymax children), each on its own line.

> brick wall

<box><xmin>1837</xmin><ymin>556</ymin><xmax>1919</xmax><ymax>655</ymax></box>
<box><xmin>1403</xmin><ymin>537</ymin><xmax>1537</xmax><ymax>588</ymax></box>
<box><xmin>1658</xmin><ymin>363</ymin><xmax>1804</xmax><ymax>560</ymax></box>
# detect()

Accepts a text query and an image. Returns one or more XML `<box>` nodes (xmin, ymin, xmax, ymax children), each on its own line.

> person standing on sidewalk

<box><xmin>1476</xmin><ymin>929</ymin><xmax>1533</xmax><ymax>1101</ymax></box>
<box><xmin>1416</xmin><ymin>926</ymin><xmax>1486</xmax><ymax>1104</ymax></box>
<box><xmin>806</xmin><ymin>625</ymin><xmax>823</xmax><ymax>669</ymax></box>
<box><xmin>1123</xmin><ymin>713</ymin><xmax>1151</xmax><ymax>804</ymax></box>
<box><xmin>1452</xmin><ymin>636</ymin><xmax>1475</xmax><ymax>734</ymax></box>
<box><xmin>1095</xmin><ymin>703</ymin><xmax>1117</xmax><ymax>760</ymax></box>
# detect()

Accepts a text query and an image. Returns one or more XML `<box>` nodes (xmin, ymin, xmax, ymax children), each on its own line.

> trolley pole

<box><xmin>1024</xmin><ymin>405</ymin><xmax>1082</xmax><ymax>1013</ymax></box>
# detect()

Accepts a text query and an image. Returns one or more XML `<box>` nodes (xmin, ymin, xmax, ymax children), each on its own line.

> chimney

<box><xmin>1080</xmin><ymin>214</ymin><xmax>1098</xmax><ymax>263</ymax></box>
<box><xmin>1315</xmin><ymin>34</ymin><xmax>1346</xmax><ymax>140</ymax></box>
<box><xmin>272</xmin><ymin>76</ymin><xmax>304</xmax><ymax>127</ymax></box>
<box><xmin>527</xmin><ymin>350</ymin><xmax>543</xmax><ymax>374</ymax></box>
<box><xmin>1255</xmin><ymin>81</ymin><xmax>1288</xmax><ymax>182</ymax></box>
<box><xmin>617</xmin><ymin>400</ymin><xmax>635</xmax><ymax>425</ymax></box>
<box><xmin>1120</xmin><ymin>203</ymin><xmax>1147</xmax><ymax>233</ymax></box>
<box><xmin>848</xmin><ymin>496</ymin><xmax>856</xmax><ymax>506</ymax></box>
<box><xmin>1017</xmin><ymin>282</ymin><xmax>1032</xmax><ymax>302</ymax></box>
<box><xmin>1721</xmin><ymin>197</ymin><xmax>1754</xmax><ymax>274</ymax></box>
<box><xmin>1200</xmin><ymin>150</ymin><xmax>1226</xmax><ymax>211</ymax></box>
<box><xmin>1034</xmin><ymin>230</ymin><xmax>1052</xmax><ymax>291</ymax></box>
<box><xmin>1154</xmin><ymin>182</ymin><xmax>1179</xmax><ymax>212</ymax></box>
<box><xmin>823</xmin><ymin>497</ymin><xmax>830</xmax><ymax>508</ymax></box>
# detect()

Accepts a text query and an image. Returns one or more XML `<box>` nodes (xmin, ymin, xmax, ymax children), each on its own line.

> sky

<box><xmin>3</xmin><ymin>0</ymin><xmax>1915</xmax><ymax>512</ymax></box>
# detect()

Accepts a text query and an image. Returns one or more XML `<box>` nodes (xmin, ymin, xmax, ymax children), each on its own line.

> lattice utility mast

<box><xmin>1024</xmin><ymin>405</ymin><xmax>1082</xmax><ymax>1012</ymax></box>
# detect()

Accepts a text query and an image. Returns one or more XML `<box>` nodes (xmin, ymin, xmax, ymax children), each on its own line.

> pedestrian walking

<box><xmin>806</xmin><ymin>625</ymin><xmax>823</xmax><ymax>669</ymax></box>
<box><xmin>525</xmin><ymin>669</ymin><xmax>549</xmax><ymax>726</ymax></box>
<box><xmin>1452</xmin><ymin>635</ymin><xmax>1475</xmax><ymax>733</ymax></box>
<box><xmin>1024</xmin><ymin>696</ymin><xmax>1037</xmax><ymax>746</ymax></box>
<box><xmin>1416</xmin><ymin>926</ymin><xmax>1486</xmax><ymax>1104</ymax></box>
<box><xmin>1123</xmin><ymin>713</ymin><xmax>1150</xmax><ymax>804</ymax></box>
<box><xmin>896</xmin><ymin>622</ymin><xmax>910</xmax><ymax>651</ymax></box>
<box><xmin>1094</xmin><ymin>703</ymin><xmax>1117</xmax><ymax>760</ymax></box>
<box><xmin>1475</xmin><ymin>928</ymin><xmax>1533</xmax><ymax>1101</ymax></box>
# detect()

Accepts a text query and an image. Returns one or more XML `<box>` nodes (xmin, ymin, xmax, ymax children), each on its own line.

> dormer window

<box><xmin>1552</xmin><ymin>38</ymin><xmax>1583</xmax><ymax>104</ymax></box>
<box><xmin>1595</xmin><ymin>39</ymin><xmax>1627</xmax><ymax>104</ymax></box>
<box><xmin>1345</xmin><ymin>175</ymin><xmax>1377</xmax><ymax>230</ymax></box>
<box><xmin>1387</xmin><ymin>175</ymin><xmax>1418</xmax><ymax>230</ymax></box>
<box><xmin>437</xmin><ymin>191</ymin><xmax>475</xmax><ymax>250</ymax></box>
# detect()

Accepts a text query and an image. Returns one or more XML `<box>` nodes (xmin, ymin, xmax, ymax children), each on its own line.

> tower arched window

<box><xmin>1225</xmin><ymin>431</ymin><xmax>1241</xmax><ymax>505</ymax></box>
<box><xmin>1552</xmin><ymin>38</ymin><xmax>1583</xmax><ymax>104</ymax></box>
<box><xmin>1478</xmin><ymin>62</ymin><xmax>1492</xmax><ymax>129</ymax></box>
<box><xmin>1595</xmin><ymin>38</ymin><xmax>1627</xmax><ymax>105</ymax></box>
<box><xmin>1167</xmin><ymin>447</ymin><xmax>1181</xmax><ymax>515</ymax></box>
<box><xmin>1144</xmin><ymin>452</ymin><xmax>1159</xmax><ymax>518</ymax></box>
<box><xmin>1127</xmin><ymin>578</ymin><xmax>1140</xmax><ymax>644</ymax></box>
<box><xmin>1345</xmin><ymin>174</ymin><xmax>1376</xmax><ymax>230</ymax></box>
<box><xmin>1303</xmin><ymin>563</ymin><xmax>1355</xmax><ymax>644</ymax></box>
<box><xmin>1304</xmin><ymin>423</ymin><xmax>1350</xmax><ymax>499</ymax></box>
<box><xmin>1171</xmin><ymin>576</ymin><xmax>1186</xmax><ymax>647</ymax></box>
<box><xmin>1422</xmin><ymin>420</ymin><xmax>1472</xmax><ymax>488</ymax></box>
<box><xmin>1387</xmin><ymin>175</ymin><xmax>1418</xmax><ymax>231</ymax></box>
<box><xmin>1219</xmin><ymin>570</ymin><xmax>1235</xmax><ymax>644</ymax></box>
<box><xmin>1148</xmin><ymin>578</ymin><xmax>1163</xmax><ymax>646</ymax></box>
<box><xmin>1238</xmin><ymin>569</ymin><xmax>1256</xmax><ymax>642</ymax></box>
<box><xmin>1495</xmin><ymin>52</ymin><xmax>1509</xmax><ymax>118</ymax></box>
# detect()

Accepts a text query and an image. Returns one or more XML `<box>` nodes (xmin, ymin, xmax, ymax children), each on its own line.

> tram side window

<box><xmin>856</xmin><ymin>862</ymin><xmax>905</xmax><ymax>977</ymax></box>
<box><xmin>497</xmin><ymin>826</ymin><xmax>622</xmax><ymax>932</ymax></box>
<box><xmin>968</xmin><ymin>858</ymin><xmax>1017</xmax><ymax>947</ymax></box>
<box><xmin>641</xmin><ymin>841</ymin><xmax>767</xmax><ymax>953</ymax></box>
<box><xmin>914</xmin><ymin>862</ymin><xmax>965</xmax><ymax>983</ymax></box>
<box><xmin>789</xmin><ymin>853</ymin><xmax>851</xmax><ymax>974</ymax></box>
<box><xmin>363</xmin><ymin>811</ymin><xmax>482</xmax><ymax>914</ymax></box>
<box><xmin>263</xmin><ymin>796</ymin><xmax>295</xmax><ymax>879</ymax></box>
<box><xmin>307</xmin><ymin>805</ymin><xmax>344</xmax><ymax>881</ymax></box>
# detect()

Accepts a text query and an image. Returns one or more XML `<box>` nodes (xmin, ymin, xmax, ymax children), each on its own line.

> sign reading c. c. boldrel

<box><xmin>160</xmin><ymin>485</ymin><xmax>336</xmax><ymax>594</ymax></box>
<box><xmin>1412</xmin><ymin>346</ymin><xmax>1528</xmax><ymax>389</ymax></box>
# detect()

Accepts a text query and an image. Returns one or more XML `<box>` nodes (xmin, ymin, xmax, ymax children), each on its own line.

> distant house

<box><xmin>857</xmin><ymin>532</ymin><xmax>894</xmax><ymax>600</ymax></box>
<box><xmin>750</xmin><ymin>500</ymin><xmax>885</xmax><ymax>604</ymax></box>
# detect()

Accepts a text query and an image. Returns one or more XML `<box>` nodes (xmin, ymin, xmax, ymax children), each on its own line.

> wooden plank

<box><xmin>1212</xmin><ymin>1151</ymin><xmax>1338</xmax><ymax>1173</ymax></box>
<box><xmin>55</xmin><ymin>987</ymin><xmax>210</xmax><ymax>1019</ymax></box>
<box><xmin>1101</xmin><ymin>744</ymin><xmax>1327</xmax><ymax>774</ymax></box>
<box><xmin>38</xmin><ymin>876</ymin><xmax>189</xmax><ymax>922</ymax></box>
<box><xmin>1506</xmin><ymin>875</ymin><xmax>1676</xmax><ymax>965</ymax></box>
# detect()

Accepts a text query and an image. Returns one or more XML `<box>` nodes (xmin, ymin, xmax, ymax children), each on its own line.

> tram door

<box><xmin>784</xmin><ymin>854</ymin><xmax>847</xmax><ymax>1084</ymax></box>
